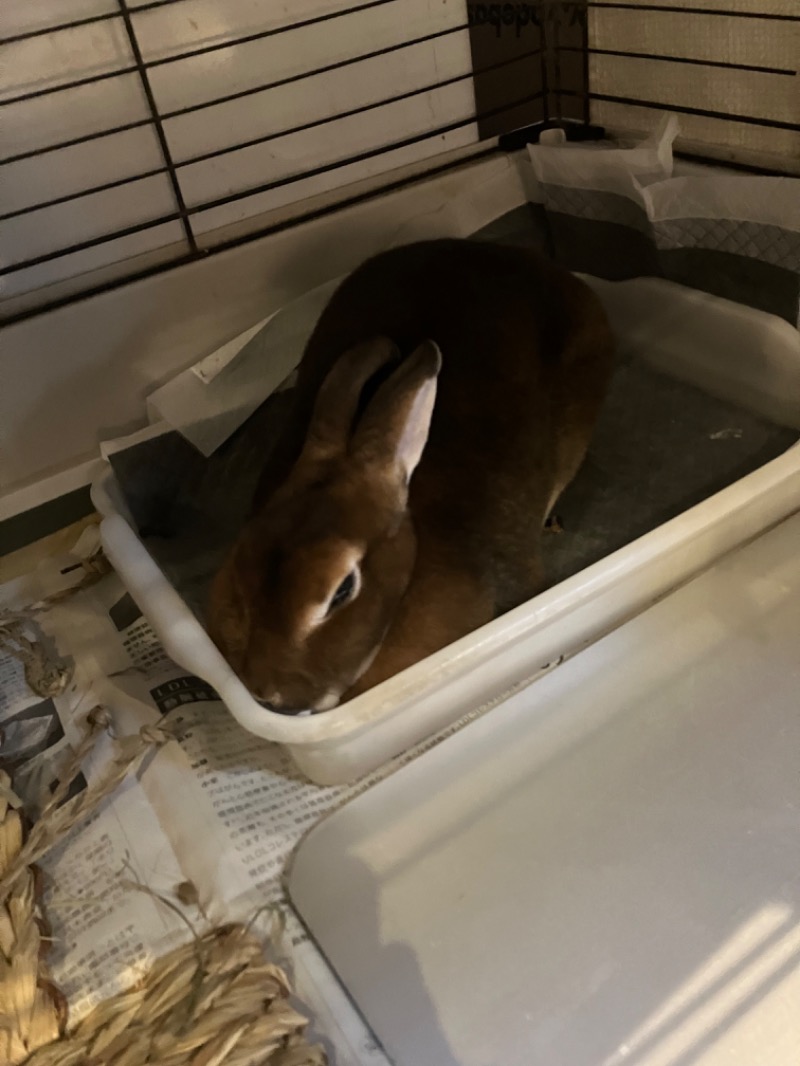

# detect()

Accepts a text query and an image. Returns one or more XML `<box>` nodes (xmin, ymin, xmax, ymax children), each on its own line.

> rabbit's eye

<box><xmin>329</xmin><ymin>571</ymin><xmax>357</xmax><ymax>612</ymax></box>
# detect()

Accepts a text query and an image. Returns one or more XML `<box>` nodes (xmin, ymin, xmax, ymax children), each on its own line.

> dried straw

<box><xmin>0</xmin><ymin>552</ymin><xmax>327</xmax><ymax>1065</ymax></box>
<box><xmin>0</xmin><ymin>770</ymin><xmax>66</xmax><ymax>1065</ymax></box>
<box><xmin>0</xmin><ymin>549</ymin><xmax>111</xmax><ymax>699</ymax></box>
<box><xmin>22</xmin><ymin>922</ymin><xmax>326</xmax><ymax>1066</ymax></box>
<box><xmin>0</xmin><ymin>616</ymin><xmax>73</xmax><ymax>700</ymax></box>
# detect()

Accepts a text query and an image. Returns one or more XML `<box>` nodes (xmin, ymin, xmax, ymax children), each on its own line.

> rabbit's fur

<box><xmin>206</xmin><ymin>239</ymin><xmax>615</xmax><ymax>712</ymax></box>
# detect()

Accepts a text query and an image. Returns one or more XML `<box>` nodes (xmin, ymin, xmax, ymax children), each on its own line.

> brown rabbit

<box><xmin>206</xmin><ymin>238</ymin><xmax>614</xmax><ymax>712</ymax></box>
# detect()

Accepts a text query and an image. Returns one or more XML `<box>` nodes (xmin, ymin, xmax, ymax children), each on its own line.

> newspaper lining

<box><xmin>1</xmin><ymin>536</ymin><xmax>478</xmax><ymax>1065</ymax></box>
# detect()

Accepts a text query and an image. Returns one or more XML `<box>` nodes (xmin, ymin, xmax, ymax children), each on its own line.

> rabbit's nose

<box><xmin>257</xmin><ymin>691</ymin><xmax>281</xmax><ymax>710</ymax></box>
<box><xmin>265</xmin><ymin>702</ymin><xmax>307</xmax><ymax>717</ymax></box>
<box><xmin>257</xmin><ymin>692</ymin><xmax>302</xmax><ymax>716</ymax></box>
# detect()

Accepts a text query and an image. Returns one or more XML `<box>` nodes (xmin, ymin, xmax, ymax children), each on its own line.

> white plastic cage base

<box><xmin>91</xmin><ymin>275</ymin><xmax>800</xmax><ymax>786</ymax></box>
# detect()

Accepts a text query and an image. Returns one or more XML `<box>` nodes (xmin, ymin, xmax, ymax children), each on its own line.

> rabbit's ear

<box><xmin>352</xmin><ymin>340</ymin><xmax>442</xmax><ymax>484</ymax></box>
<box><xmin>302</xmin><ymin>336</ymin><xmax>400</xmax><ymax>460</ymax></box>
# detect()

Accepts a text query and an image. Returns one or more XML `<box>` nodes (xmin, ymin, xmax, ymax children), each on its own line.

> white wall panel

<box><xmin>590</xmin><ymin>55</ymin><xmax>798</xmax><ymax>124</ymax></box>
<box><xmin>2</xmin><ymin>175</ymin><xmax>183</xmax><ymax>294</ymax></box>
<box><xmin>3</xmin><ymin>223</ymin><xmax>188</xmax><ymax>305</ymax></box>
<box><xmin>181</xmin><ymin>75</ymin><xmax>477</xmax><ymax>226</ymax></box>
<box><xmin>591</xmin><ymin>0</ymin><xmax>793</xmax><ymax>14</ymax></box>
<box><xmin>1</xmin><ymin>19</ymin><xmax>133</xmax><ymax>100</ymax></box>
<box><xmin>2</xmin><ymin>128</ymin><xmax>166</xmax><ymax>217</ymax></box>
<box><xmin>588</xmin><ymin>3</ymin><xmax>799</xmax><ymax>167</ymax></box>
<box><xmin>130</xmin><ymin>0</ymin><xmax>388</xmax><ymax>60</ymax></box>
<box><xmin>143</xmin><ymin>2</ymin><xmax>465</xmax><ymax>115</ymax></box>
<box><xmin>192</xmin><ymin>124</ymin><xmax>479</xmax><ymax>240</ymax></box>
<box><xmin>591</xmin><ymin>10</ymin><xmax>797</xmax><ymax>71</ymax></box>
<box><xmin>594</xmin><ymin>99</ymin><xmax>800</xmax><ymax>174</ymax></box>
<box><xmin>1</xmin><ymin>71</ymin><xmax>149</xmax><ymax>160</ymax></box>
<box><xmin>164</xmin><ymin>32</ymin><xmax>474</xmax><ymax>161</ymax></box>
<box><xmin>2</xmin><ymin>0</ymin><xmax>116</xmax><ymax>40</ymax></box>
<box><xmin>0</xmin><ymin>0</ymin><xmax>477</xmax><ymax>315</ymax></box>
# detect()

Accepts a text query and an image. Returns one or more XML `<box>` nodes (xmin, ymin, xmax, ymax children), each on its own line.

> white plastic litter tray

<box><xmin>91</xmin><ymin>275</ymin><xmax>800</xmax><ymax>786</ymax></box>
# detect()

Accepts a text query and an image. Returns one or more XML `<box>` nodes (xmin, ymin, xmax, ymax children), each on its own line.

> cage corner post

<box><xmin>466</xmin><ymin>0</ymin><xmax>591</xmax><ymax>143</ymax></box>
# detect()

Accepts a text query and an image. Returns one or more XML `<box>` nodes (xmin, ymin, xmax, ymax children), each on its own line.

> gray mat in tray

<box><xmin>108</xmin><ymin>351</ymin><xmax>798</xmax><ymax>629</ymax></box>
